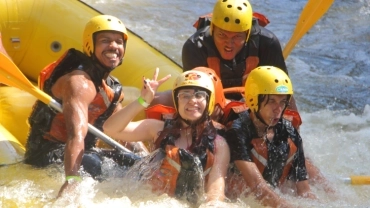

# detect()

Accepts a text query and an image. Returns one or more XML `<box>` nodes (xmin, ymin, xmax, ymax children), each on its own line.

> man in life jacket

<box><xmin>151</xmin><ymin>0</ymin><xmax>299</xmax><ymax>125</ymax></box>
<box><xmin>24</xmin><ymin>15</ymin><xmax>148</xmax><ymax>197</ymax></box>
<box><xmin>225</xmin><ymin>66</ymin><xmax>317</xmax><ymax>207</ymax></box>
<box><xmin>103</xmin><ymin>69</ymin><xmax>230</xmax><ymax>205</ymax></box>
<box><xmin>182</xmin><ymin>0</ymin><xmax>290</xmax><ymax>99</ymax></box>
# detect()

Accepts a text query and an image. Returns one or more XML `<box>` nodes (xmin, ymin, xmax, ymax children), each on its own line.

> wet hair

<box><xmin>155</xmin><ymin>114</ymin><xmax>216</xmax><ymax>154</ymax></box>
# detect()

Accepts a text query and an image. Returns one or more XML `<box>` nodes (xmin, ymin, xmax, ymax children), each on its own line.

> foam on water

<box><xmin>1</xmin><ymin>0</ymin><xmax>369</xmax><ymax>207</ymax></box>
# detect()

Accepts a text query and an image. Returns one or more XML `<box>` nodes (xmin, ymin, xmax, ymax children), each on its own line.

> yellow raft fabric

<box><xmin>0</xmin><ymin>124</ymin><xmax>25</xmax><ymax>165</ymax></box>
<box><xmin>0</xmin><ymin>0</ymin><xmax>182</xmax><ymax>164</ymax></box>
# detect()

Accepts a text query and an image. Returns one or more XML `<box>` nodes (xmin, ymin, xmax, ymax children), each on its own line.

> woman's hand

<box><xmin>141</xmin><ymin>68</ymin><xmax>171</xmax><ymax>104</ymax></box>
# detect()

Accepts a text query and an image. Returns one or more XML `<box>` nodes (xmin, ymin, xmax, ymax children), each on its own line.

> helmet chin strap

<box><xmin>255</xmin><ymin>111</ymin><xmax>270</xmax><ymax>128</ymax></box>
<box><xmin>254</xmin><ymin>104</ymin><xmax>289</xmax><ymax>131</ymax></box>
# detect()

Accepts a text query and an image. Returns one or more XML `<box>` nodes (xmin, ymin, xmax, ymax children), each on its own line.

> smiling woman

<box><xmin>103</xmin><ymin>69</ymin><xmax>230</xmax><ymax>205</ymax></box>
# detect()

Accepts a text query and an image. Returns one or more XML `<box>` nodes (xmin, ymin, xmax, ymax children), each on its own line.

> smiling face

<box><xmin>93</xmin><ymin>31</ymin><xmax>125</xmax><ymax>69</ymax></box>
<box><xmin>257</xmin><ymin>94</ymin><xmax>289</xmax><ymax>126</ymax></box>
<box><xmin>213</xmin><ymin>25</ymin><xmax>247</xmax><ymax>60</ymax></box>
<box><xmin>177</xmin><ymin>88</ymin><xmax>208</xmax><ymax>122</ymax></box>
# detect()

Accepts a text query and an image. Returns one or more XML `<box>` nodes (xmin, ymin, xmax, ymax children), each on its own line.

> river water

<box><xmin>1</xmin><ymin>0</ymin><xmax>370</xmax><ymax>207</ymax></box>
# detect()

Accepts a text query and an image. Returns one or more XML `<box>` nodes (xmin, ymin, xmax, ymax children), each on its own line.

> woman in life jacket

<box><xmin>103</xmin><ymin>69</ymin><xmax>230</xmax><ymax>205</ymax></box>
<box><xmin>225</xmin><ymin>66</ymin><xmax>317</xmax><ymax>207</ymax></box>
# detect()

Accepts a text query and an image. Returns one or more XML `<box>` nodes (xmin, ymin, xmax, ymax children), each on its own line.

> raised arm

<box><xmin>103</xmin><ymin>68</ymin><xmax>171</xmax><ymax>142</ymax></box>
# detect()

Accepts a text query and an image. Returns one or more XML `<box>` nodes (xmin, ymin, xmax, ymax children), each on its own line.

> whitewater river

<box><xmin>1</xmin><ymin>0</ymin><xmax>369</xmax><ymax>207</ymax></box>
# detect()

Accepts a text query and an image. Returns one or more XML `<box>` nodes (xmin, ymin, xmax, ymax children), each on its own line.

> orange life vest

<box><xmin>36</xmin><ymin>48</ymin><xmax>124</xmax><ymax>144</ymax></box>
<box><xmin>250</xmin><ymin>137</ymin><xmax>298</xmax><ymax>185</ymax></box>
<box><xmin>193</xmin><ymin>12</ymin><xmax>270</xmax><ymax>86</ymax></box>
<box><xmin>146</xmin><ymin>118</ymin><xmax>216</xmax><ymax>197</ymax></box>
<box><xmin>225</xmin><ymin>137</ymin><xmax>298</xmax><ymax>199</ymax></box>
<box><xmin>149</xmin><ymin>144</ymin><xmax>214</xmax><ymax>196</ymax></box>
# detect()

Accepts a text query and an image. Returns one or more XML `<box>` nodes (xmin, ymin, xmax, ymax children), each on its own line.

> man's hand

<box><xmin>57</xmin><ymin>179</ymin><xmax>80</xmax><ymax>198</ymax></box>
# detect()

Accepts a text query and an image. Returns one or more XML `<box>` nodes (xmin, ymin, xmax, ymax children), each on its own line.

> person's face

<box><xmin>213</xmin><ymin>26</ymin><xmax>247</xmax><ymax>60</ymax></box>
<box><xmin>258</xmin><ymin>94</ymin><xmax>289</xmax><ymax>126</ymax></box>
<box><xmin>94</xmin><ymin>31</ymin><xmax>125</xmax><ymax>69</ymax></box>
<box><xmin>177</xmin><ymin>89</ymin><xmax>208</xmax><ymax>121</ymax></box>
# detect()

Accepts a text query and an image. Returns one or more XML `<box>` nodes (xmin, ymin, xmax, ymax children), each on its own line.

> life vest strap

<box><xmin>251</xmin><ymin>148</ymin><xmax>267</xmax><ymax>167</ymax></box>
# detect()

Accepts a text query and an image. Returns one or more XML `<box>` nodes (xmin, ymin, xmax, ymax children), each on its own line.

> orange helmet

<box><xmin>191</xmin><ymin>67</ymin><xmax>226</xmax><ymax>109</ymax></box>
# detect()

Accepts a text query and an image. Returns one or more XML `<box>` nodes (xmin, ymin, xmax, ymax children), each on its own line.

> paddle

<box><xmin>283</xmin><ymin>0</ymin><xmax>335</xmax><ymax>59</ymax></box>
<box><xmin>342</xmin><ymin>176</ymin><xmax>370</xmax><ymax>185</ymax></box>
<box><xmin>0</xmin><ymin>52</ymin><xmax>132</xmax><ymax>154</ymax></box>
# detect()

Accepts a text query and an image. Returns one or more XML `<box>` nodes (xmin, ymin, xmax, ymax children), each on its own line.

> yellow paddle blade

<box><xmin>0</xmin><ymin>52</ymin><xmax>133</xmax><ymax>153</ymax></box>
<box><xmin>350</xmin><ymin>176</ymin><xmax>370</xmax><ymax>185</ymax></box>
<box><xmin>0</xmin><ymin>52</ymin><xmax>52</xmax><ymax>105</ymax></box>
<box><xmin>283</xmin><ymin>0</ymin><xmax>335</xmax><ymax>59</ymax></box>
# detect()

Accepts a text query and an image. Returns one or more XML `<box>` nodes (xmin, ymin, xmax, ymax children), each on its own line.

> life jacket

<box><xmin>225</xmin><ymin>117</ymin><xmax>300</xmax><ymax>199</ymax></box>
<box><xmin>148</xmin><ymin>119</ymin><xmax>215</xmax><ymax>197</ymax></box>
<box><xmin>250</xmin><ymin>137</ymin><xmax>297</xmax><ymax>186</ymax></box>
<box><xmin>30</xmin><ymin>48</ymin><xmax>124</xmax><ymax>148</ymax></box>
<box><xmin>221</xmin><ymin>87</ymin><xmax>302</xmax><ymax>129</ymax></box>
<box><xmin>193</xmin><ymin>12</ymin><xmax>270</xmax><ymax>86</ymax></box>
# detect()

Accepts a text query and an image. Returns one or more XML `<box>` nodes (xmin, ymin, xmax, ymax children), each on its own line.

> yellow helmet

<box><xmin>83</xmin><ymin>15</ymin><xmax>128</xmax><ymax>57</ymax></box>
<box><xmin>245</xmin><ymin>66</ymin><xmax>293</xmax><ymax>112</ymax></box>
<box><xmin>211</xmin><ymin>0</ymin><xmax>253</xmax><ymax>40</ymax></box>
<box><xmin>173</xmin><ymin>70</ymin><xmax>215</xmax><ymax>114</ymax></box>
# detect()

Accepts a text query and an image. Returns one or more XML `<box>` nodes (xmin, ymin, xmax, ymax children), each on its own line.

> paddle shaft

<box><xmin>48</xmin><ymin>99</ymin><xmax>133</xmax><ymax>154</ymax></box>
<box><xmin>283</xmin><ymin>0</ymin><xmax>335</xmax><ymax>59</ymax></box>
<box><xmin>0</xmin><ymin>52</ymin><xmax>132</xmax><ymax>154</ymax></box>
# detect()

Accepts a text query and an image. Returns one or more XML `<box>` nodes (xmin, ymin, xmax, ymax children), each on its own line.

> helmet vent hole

<box><xmin>274</xmin><ymin>79</ymin><xmax>279</xmax><ymax>83</ymax></box>
<box><xmin>237</xmin><ymin>6</ymin><xmax>242</xmax><ymax>11</ymax></box>
<box><xmin>243</xmin><ymin>3</ymin><xmax>248</xmax><ymax>7</ymax></box>
<box><xmin>235</xmin><ymin>19</ymin><xmax>240</xmax><ymax>24</ymax></box>
<box><xmin>224</xmin><ymin>17</ymin><xmax>230</xmax><ymax>22</ymax></box>
<box><xmin>285</xmin><ymin>79</ymin><xmax>289</xmax><ymax>83</ymax></box>
<box><xmin>227</xmin><ymin>5</ymin><xmax>232</xmax><ymax>8</ymax></box>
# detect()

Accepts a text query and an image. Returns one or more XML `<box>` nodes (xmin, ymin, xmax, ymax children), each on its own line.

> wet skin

<box><xmin>94</xmin><ymin>31</ymin><xmax>125</xmax><ymax>69</ymax></box>
<box><xmin>258</xmin><ymin>94</ymin><xmax>289</xmax><ymax>127</ymax></box>
<box><xmin>212</xmin><ymin>26</ymin><xmax>247</xmax><ymax>60</ymax></box>
<box><xmin>177</xmin><ymin>89</ymin><xmax>207</xmax><ymax>122</ymax></box>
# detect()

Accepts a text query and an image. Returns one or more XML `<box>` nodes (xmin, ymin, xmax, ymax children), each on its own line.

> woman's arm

<box><xmin>205</xmin><ymin>135</ymin><xmax>230</xmax><ymax>202</ymax></box>
<box><xmin>103</xmin><ymin>68</ymin><xmax>171</xmax><ymax>143</ymax></box>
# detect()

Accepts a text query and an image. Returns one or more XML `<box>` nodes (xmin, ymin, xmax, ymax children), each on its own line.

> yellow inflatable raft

<box><xmin>0</xmin><ymin>0</ymin><xmax>182</xmax><ymax>165</ymax></box>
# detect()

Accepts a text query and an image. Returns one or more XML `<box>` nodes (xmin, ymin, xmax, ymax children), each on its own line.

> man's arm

<box><xmin>258</xmin><ymin>28</ymin><xmax>287</xmax><ymax>74</ymax></box>
<box><xmin>235</xmin><ymin>160</ymin><xmax>293</xmax><ymax>208</ymax></box>
<box><xmin>226</xmin><ymin>126</ymin><xmax>293</xmax><ymax>207</ymax></box>
<box><xmin>181</xmin><ymin>36</ymin><xmax>208</xmax><ymax>71</ymax></box>
<box><xmin>53</xmin><ymin>71</ymin><xmax>96</xmax><ymax>197</ymax></box>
